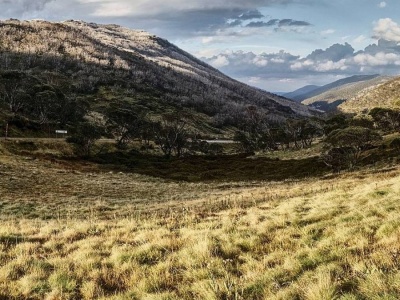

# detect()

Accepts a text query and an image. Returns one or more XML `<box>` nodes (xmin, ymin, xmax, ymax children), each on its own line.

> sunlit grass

<box><xmin>1</xmin><ymin>152</ymin><xmax>400</xmax><ymax>298</ymax></box>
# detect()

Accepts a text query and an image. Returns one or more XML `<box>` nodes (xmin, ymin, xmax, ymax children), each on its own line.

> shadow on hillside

<box><xmin>310</xmin><ymin>100</ymin><xmax>346</xmax><ymax>112</ymax></box>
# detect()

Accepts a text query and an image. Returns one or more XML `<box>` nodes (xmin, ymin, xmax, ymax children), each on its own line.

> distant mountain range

<box><xmin>284</xmin><ymin>75</ymin><xmax>393</xmax><ymax>112</ymax></box>
<box><xmin>282</xmin><ymin>85</ymin><xmax>321</xmax><ymax>102</ymax></box>
<box><xmin>0</xmin><ymin>19</ymin><xmax>317</xmax><ymax>137</ymax></box>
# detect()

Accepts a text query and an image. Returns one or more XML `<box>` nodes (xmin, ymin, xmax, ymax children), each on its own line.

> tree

<box><xmin>66</xmin><ymin>122</ymin><xmax>102</xmax><ymax>157</ymax></box>
<box><xmin>153</xmin><ymin>113</ymin><xmax>190</xmax><ymax>157</ymax></box>
<box><xmin>323</xmin><ymin>126</ymin><xmax>382</xmax><ymax>169</ymax></box>
<box><xmin>32</xmin><ymin>89</ymin><xmax>59</xmax><ymax>124</ymax></box>
<box><xmin>369</xmin><ymin>107</ymin><xmax>400</xmax><ymax>132</ymax></box>
<box><xmin>0</xmin><ymin>71</ymin><xmax>34</xmax><ymax>114</ymax></box>
<box><xmin>28</xmin><ymin>84</ymin><xmax>80</xmax><ymax>125</ymax></box>
<box><xmin>323</xmin><ymin>114</ymin><xmax>349</xmax><ymax>135</ymax></box>
<box><xmin>106</xmin><ymin>103</ymin><xmax>148</xmax><ymax>148</ymax></box>
<box><xmin>348</xmin><ymin>115</ymin><xmax>374</xmax><ymax>129</ymax></box>
<box><xmin>298</xmin><ymin>120</ymin><xmax>321</xmax><ymax>148</ymax></box>
<box><xmin>234</xmin><ymin>106</ymin><xmax>277</xmax><ymax>152</ymax></box>
<box><xmin>285</xmin><ymin>119</ymin><xmax>322</xmax><ymax>149</ymax></box>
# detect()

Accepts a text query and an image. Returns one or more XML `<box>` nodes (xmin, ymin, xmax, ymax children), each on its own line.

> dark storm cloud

<box><xmin>0</xmin><ymin>0</ymin><xmax>55</xmax><ymax>16</ymax></box>
<box><xmin>237</xmin><ymin>9</ymin><xmax>264</xmax><ymax>20</ymax></box>
<box><xmin>227</xmin><ymin>19</ymin><xmax>243</xmax><ymax>27</ymax></box>
<box><xmin>246</xmin><ymin>19</ymin><xmax>279</xmax><ymax>27</ymax></box>
<box><xmin>246</xmin><ymin>18</ymin><xmax>310</xmax><ymax>28</ymax></box>
<box><xmin>307</xmin><ymin>43</ymin><xmax>355</xmax><ymax>62</ymax></box>
<box><xmin>134</xmin><ymin>8</ymin><xmax>246</xmax><ymax>37</ymax></box>
<box><xmin>0</xmin><ymin>0</ymin><xmax>316</xmax><ymax>39</ymax></box>
<box><xmin>363</xmin><ymin>39</ymin><xmax>400</xmax><ymax>55</ymax></box>
<box><xmin>278</xmin><ymin>19</ymin><xmax>311</xmax><ymax>27</ymax></box>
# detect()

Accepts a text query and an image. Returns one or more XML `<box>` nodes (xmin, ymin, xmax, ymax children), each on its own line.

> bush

<box><xmin>66</xmin><ymin>122</ymin><xmax>102</xmax><ymax>157</ymax></box>
<box><xmin>321</xmin><ymin>147</ymin><xmax>356</xmax><ymax>172</ymax></box>
<box><xmin>390</xmin><ymin>138</ymin><xmax>400</xmax><ymax>151</ymax></box>
<box><xmin>323</xmin><ymin>127</ymin><xmax>382</xmax><ymax>170</ymax></box>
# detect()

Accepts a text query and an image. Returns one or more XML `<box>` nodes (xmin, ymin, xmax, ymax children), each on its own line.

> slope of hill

<box><xmin>339</xmin><ymin>76</ymin><xmax>400</xmax><ymax>113</ymax></box>
<box><xmin>283</xmin><ymin>85</ymin><xmax>320</xmax><ymax>102</ymax></box>
<box><xmin>0</xmin><ymin>19</ymin><xmax>316</xmax><ymax>137</ymax></box>
<box><xmin>302</xmin><ymin>76</ymin><xmax>392</xmax><ymax>111</ymax></box>
<box><xmin>290</xmin><ymin>75</ymin><xmax>381</xmax><ymax>105</ymax></box>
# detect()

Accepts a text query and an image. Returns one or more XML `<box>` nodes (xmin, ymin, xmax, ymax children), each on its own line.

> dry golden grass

<box><xmin>2</xmin><ymin>153</ymin><xmax>400</xmax><ymax>299</ymax></box>
<box><xmin>340</xmin><ymin>76</ymin><xmax>400</xmax><ymax>113</ymax></box>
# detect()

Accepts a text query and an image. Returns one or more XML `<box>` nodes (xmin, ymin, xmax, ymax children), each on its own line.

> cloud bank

<box><xmin>0</xmin><ymin>0</ymin><xmax>313</xmax><ymax>39</ymax></box>
<box><xmin>204</xmin><ymin>18</ymin><xmax>400</xmax><ymax>90</ymax></box>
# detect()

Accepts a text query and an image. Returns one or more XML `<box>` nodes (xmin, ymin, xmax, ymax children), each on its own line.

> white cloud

<box><xmin>248</xmin><ymin>77</ymin><xmax>262</xmax><ymax>84</ymax></box>
<box><xmin>321</xmin><ymin>29</ymin><xmax>335</xmax><ymax>35</ymax></box>
<box><xmin>271</xmin><ymin>58</ymin><xmax>285</xmax><ymax>63</ymax></box>
<box><xmin>252</xmin><ymin>57</ymin><xmax>268</xmax><ymax>66</ymax></box>
<box><xmin>202</xmin><ymin>37</ymin><xmax>215</xmax><ymax>44</ymax></box>
<box><xmin>209</xmin><ymin>55</ymin><xmax>230</xmax><ymax>67</ymax></box>
<box><xmin>91</xmin><ymin>2</ymin><xmax>134</xmax><ymax>17</ymax></box>
<box><xmin>373</xmin><ymin>18</ymin><xmax>400</xmax><ymax>42</ymax></box>
<box><xmin>204</xmin><ymin>35</ymin><xmax>400</xmax><ymax>86</ymax></box>
<box><xmin>290</xmin><ymin>59</ymin><xmax>348</xmax><ymax>72</ymax></box>
<box><xmin>353</xmin><ymin>35</ymin><xmax>367</xmax><ymax>45</ymax></box>
<box><xmin>314</xmin><ymin>59</ymin><xmax>348</xmax><ymax>71</ymax></box>
<box><xmin>290</xmin><ymin>59</ymin><xmax>314</xmax><ymax>70</ymax></box>
<box><xmin>353</xmin><ymin>52</ymin><xmax>400</xmax><ymax>66</ymax></box>
<box><xmin>378</xmin><ymin>1</ymin><xmax>387</xmax><ymax>8</ymax></box>
<box><xmin>195</xmin><ymin>48</ymin><xmax>225</xmax><ymax>58</ymax></box>
<box><xmin>279</xmin><ymin>78</ymin><xmax>293</xmax><ymax>83</ymax></box>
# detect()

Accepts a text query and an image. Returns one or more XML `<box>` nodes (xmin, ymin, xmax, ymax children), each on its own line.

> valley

<box><xmin>1</xmin><ymin>17</ymin><xmax>400</xmax><ymax>300</ymax></box>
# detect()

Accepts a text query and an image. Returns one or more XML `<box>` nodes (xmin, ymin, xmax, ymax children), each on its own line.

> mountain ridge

<box><xmin>302</xmin><ymin>75</ymin><xmax>392</xmax><ymax>112</ymax></box>
<box><xmin>287</xmin><ymin>75</ymin><xmax>381</xmax><ymax>103</ymax></box>
<box><xmin>283</xmin><ymin>85</ymin><xmax>321</xmax><ymax>102</ymax></box>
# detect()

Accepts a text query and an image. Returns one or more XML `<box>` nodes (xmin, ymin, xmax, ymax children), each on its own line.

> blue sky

<box><xmin>1</xmin><ymin>0</ymin><xmax>400</xmax><ymax>92</ymax></box>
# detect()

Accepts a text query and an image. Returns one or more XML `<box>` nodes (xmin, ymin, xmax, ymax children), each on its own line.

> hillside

<box><xmin>283</xmin><ymin>85</ymin><xmax>320</xmax><ymax>102</ymax></box>
<box><xmin>302</xmin><ymin>76</ymin><xmax>392</xmax><ymax>112</ymax></box>
<box><xmin>286</xmin><ymin>75</ymin><xmax>381</xmax><ymax>106</ymax></box>
<box><xmin>339</xmin><ymin>76</ymin><xmax>400</xmax><ymax>113</ymax></box>
<box><xmin>0</xmin><ymin>19</ymin><xmax>316</xmax><ymax>138</ymax></box>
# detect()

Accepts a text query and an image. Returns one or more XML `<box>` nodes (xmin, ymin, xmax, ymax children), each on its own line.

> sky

<box><xmin>1</xmin><ymin>0</ymin><xmax>400</xmax><ymax>92</ymax></box>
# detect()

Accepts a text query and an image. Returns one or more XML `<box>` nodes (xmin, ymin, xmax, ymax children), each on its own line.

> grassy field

<box><xmin>2</xmin><ymin>141</ymin><xmax>400</xmax><ymax>299</ymax></box>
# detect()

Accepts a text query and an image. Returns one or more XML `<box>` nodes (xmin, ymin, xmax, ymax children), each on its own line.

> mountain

<box><xmin>283</xmin><ymin>85</ymin><xmax>321</xmax><ymax>102</ymax></box>
<box><xmin>339</xmin><ymin>76</ymin><xmax>400</xmax><ymax>113</ymax></box>
<box><xmin>302</xmin><ymin>75</ymin><xmax>392</xmax><ymax>112</ymax></box>
<box><xmin>0</xmin><ymin>19</ymin><xmax>316</xmax><ymax>137</ymax></box>
<box><xmin>288</xmin><ymin>75</ymin><xmax>381</xmax><ymax>105</ymax></box>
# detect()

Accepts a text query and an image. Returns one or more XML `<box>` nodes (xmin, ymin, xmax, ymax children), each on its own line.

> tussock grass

<box><xmin>2</xmin><ymin>154</ymin><xmax>400</xmax><ymax>298</ymax></box>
